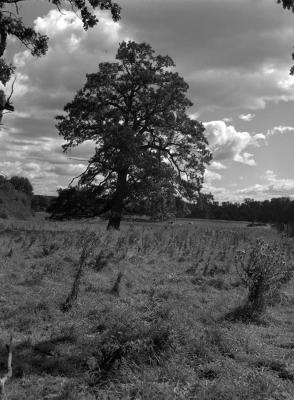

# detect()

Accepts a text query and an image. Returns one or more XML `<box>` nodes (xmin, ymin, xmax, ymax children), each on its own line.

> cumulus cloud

<box><xmin>210</xmin><ymin>161</ymin><xmax>227</xmax><ymax>170</ymax></box>
<box><xmin>267</xmin><ymin>126</ymin><xmax>294</xmax><ymax>136</ymax></box>
<box><xmin>11</xmin><ymin>9</ymin><xmax>128</xmax><ymax>109</ymax></box>
<box><xmin>239</xmin><ymin>113</ymin><xmax>255</xmax><ymax>122</ymax></box>
<box><xmin>2</xmin><ymin>0</ymin><xmax>294</xmax><ymax>196</ymax></box>
<box><xmin>0</xmin><ymin>124</ymin><xmax>89</xmax><ymax>194</ymax></box>
<box><xmin>203</xmin><ymin>170</ymin><xmax>294</xmax><ymax>202</ymax></box>
<box><xmin>0</xmin><ymin>8</ymin><xmax>130</xmax><ymax>193</ymax></box>
<box><xmin>236</xmin><ymin>170</ymin><xmax>294</xmax><ymax>200</ymax></box>
<box><xmin>203</xmin><ymin>120</ymin><xmax>264</xmax><ymax>166</ymax></box>
<box><xmin>204</xmin><ymin>170</ymin><xmax>222</xmax><ymax>184</ymax></box>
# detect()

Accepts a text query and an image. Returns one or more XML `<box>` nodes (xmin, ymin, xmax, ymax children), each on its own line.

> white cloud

<box><xmin>0</xmin><ymin>9</ymin><xmax>130</xmax><ymax>194</ymax></box>
<box><xmin>236</xmin><ymin>170</ymin><xmax>294</xmax><ymax>200</ymax></box>
<box><xmin>264</xmin><ymin>169</ymin><xmax>276</xmax><ymax>182</ymax></box>
<box><xmin>210</xmin><ymin>161</ymin><xmax>227</xmax><ymax>170</ymax></box>
<box><xmin>204</xmin><ymin>170</ymin><xmax>222</xmax><ymax>183</ymax></box>
<box><xmin>235</xmin><ymin>152</ymin><xmax>256</xmax><ymax>166</ymax></box>
<box><xmin>203</xmin><ymin>120</ymin><xmax>264</xmax><ymax>166</ymax></box>
<box><xmin>239</xmin><ymin>113</ymin><xmax>255</xmax><ymax>122</ymax></box>
<box><xmin>267</xmin><ymin>126</ymin><xmax>294</xmax><ymax>136</ymax></box>
<box><xmin>253</xmin><ymin>133</ymin><xmax>267</xmax><ymax>141</ymax></box>
<box><xmin>189</xmin><ymin>112</ymin><xmax>200</xmax><ymax>120</ymax></box>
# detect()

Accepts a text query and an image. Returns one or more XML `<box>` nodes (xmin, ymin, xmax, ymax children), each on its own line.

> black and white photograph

<box><xmin>1</xmin><ymin>0</ymin><xmax>294</xmax><ymax>398</ymax></box>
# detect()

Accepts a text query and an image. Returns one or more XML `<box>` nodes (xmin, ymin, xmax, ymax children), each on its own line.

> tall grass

<box><xmin>0</xmin><ymin>218</ymin><xmax>293</xmax><ymax>399</ymax></box>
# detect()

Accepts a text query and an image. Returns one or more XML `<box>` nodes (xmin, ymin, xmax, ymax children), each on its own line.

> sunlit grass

<box><xmin>0</xmin><ymin>217</ymin><xmax>294</xmax><ymax>399</ymax></box>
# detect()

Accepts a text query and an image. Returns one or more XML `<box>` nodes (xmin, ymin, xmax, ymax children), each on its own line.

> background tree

<box><xmin>47</xmin><ymin>186</ymin><xmax>105</xmax><ymax>220</ymax></box>
<box><xmin>57</xmin><ymin>41</ymin><xmax>212</xmax><ymax>229</ymax></box>
<box><xmin>9</xmin><ymin>175</ymin><xmax>33</xmax><ymax>197</ymax></box>
<box><xmin>0</xmin><ymin>0</ymin><xmax>121</xmax><ymax>122</ymax></box>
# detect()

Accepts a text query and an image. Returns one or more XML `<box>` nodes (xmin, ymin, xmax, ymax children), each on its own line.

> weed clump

<box><xmin>228</xmin><ymin>239</ymin><xmax>294</xmax><ymax>321</ymax></box>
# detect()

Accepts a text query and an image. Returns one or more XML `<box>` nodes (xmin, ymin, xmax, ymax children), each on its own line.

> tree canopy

<box><xmin>0</xmin><ymin>0</ymin><xmax>121</xmax><ymax>121</ymax></box>
<box><xmin>9</xmin><ymin>175</ymin><xmax>33</xmax><ymax>196</ymax></box>
<box><xmin>278</xmin><ymin>0</ymin><xmax>294</xmax><ymax>12</ymax></box>
<box><xmin>56</xmin><ymin>41</ymin><xmax>212</xmax><ymax>229</ymax></box>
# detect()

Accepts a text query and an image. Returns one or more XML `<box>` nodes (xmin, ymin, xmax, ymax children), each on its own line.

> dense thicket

<box><xmin>47</xmin><ymin>186</ymin><xmax>106</xmax><ymax>220</ymax></box>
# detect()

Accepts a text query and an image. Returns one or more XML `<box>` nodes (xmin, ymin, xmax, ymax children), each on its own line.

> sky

<box><xmin>1</xmin><ymin>0</ymin><xmax>294</xmax><ymax>202</ymax></box>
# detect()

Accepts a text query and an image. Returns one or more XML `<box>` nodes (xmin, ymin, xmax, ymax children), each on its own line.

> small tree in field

<box><xmin>232</xmin><ymin>239</ymin><xmax>294</xmax><ymax>321</ymax></box>
<box><xmin>56</xmin><ymin>41</ymin><xmax>212</xmax><ymax>229</ymax></box>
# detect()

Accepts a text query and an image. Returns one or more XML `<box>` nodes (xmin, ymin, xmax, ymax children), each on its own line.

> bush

<box><xmin>9</xmin><ymin>176</ymin><xmax>33</xmax><ymax>196</ymax></box>
<box><xmin>232</xmin><ymin>239</ymin><xmax>294</xmax><ymax>320</ymax></box>
<box><xmin>47</xmin><ymin>186</ymin><xmax>106</xmax><ymax>220</ymax></box>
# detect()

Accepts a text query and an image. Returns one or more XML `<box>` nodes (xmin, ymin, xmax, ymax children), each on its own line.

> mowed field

<box><xmin>0</xmin><ymin>217</ymin><xmax>294</xmax><ymax>399</ymax></box>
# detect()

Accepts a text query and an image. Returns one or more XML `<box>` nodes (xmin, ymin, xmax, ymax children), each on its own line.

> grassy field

<box><xmin>0</xmin><ymin>217</ymin><xmax>294</xmax><ymax>399</ymax></box>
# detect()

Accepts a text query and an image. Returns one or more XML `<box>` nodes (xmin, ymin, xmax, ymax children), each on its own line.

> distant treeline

<box><xmin>44</xmin><ymin>186</ymin><xmax>294</xmax><ymax>235</ymax></box>
<box><xmin>186</xmin><ymin>195</ymin><xmax>294</xmax><ymax>235</ymax></box>
<box><xmin>32</xmin><ymin>194</ymin><xmax>56</xmax><ymax>212</ymax></box>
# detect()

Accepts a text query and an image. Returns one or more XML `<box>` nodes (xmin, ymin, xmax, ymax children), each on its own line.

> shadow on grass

<box><xmin>0</xmin><ymin>334</ymin><xmax>83</xmax><ymax>379</ymax></box>
<box><xmin>224</xmin><ymin>302</ymin><xmax>268</xmax><ymax>325</ymax></box>
<box><xmin>0</xmin><ymin>321</ymin><xmax>172</xmax><ymax>384</ymax></box>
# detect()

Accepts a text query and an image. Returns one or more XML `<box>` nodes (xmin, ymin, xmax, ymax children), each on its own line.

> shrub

<box><xmin>232</xmin><ymin>239</ymin><xmax>294</xmax><ymax>320</ymax></box>
<box><xmin>9</xmin><ymin>176</ymin><xmax>33</xmax><ymax>196</ymax></box>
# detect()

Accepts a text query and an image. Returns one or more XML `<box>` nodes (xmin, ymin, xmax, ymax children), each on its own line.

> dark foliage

<box><xmin>185</xmin><ymin>195</ymin><xmax>294</xmax><ymax>233</ymax></box>
<box><xmin>278</xmin><ymin>0</ymin><xmax>294</xmax><ymax>12</ymax></box>
<box><xmin>9</xmin><ymin>176</ymin><xmax>33</xmax><ymax>196</ymax></box>
<box><xmin>31</xmin><ymin>195</ymin><xmax>56</xmax><ymax>212</ymax></box>
<box><xmin>57</xmin><ymin>41</ymin><xmax>212</xmax><ymax>229</ymax></box>
<box><xmin>0</xmin><ymin>0</ymin><xmax>121</xmax><ymax>121</ymax></box>
<box><xmin>47</xmin><ymin>186</ymin><xmax>105</xmax><ymax>220</ymax></box>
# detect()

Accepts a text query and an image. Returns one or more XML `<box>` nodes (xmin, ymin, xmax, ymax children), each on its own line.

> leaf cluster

<box><xmin>48</xmin><ymin>0</ymin><xmax>121</xmax><ymax>29</ymax></box>
<box><xmin>47</xmin><ymin>185</ymin><xmax>106</xmax><ymax>219</ymax></box>
<box><xmin>0</xmin><ymin>0</ymin><xmax>121</xmax><ymax>84</ymax></box>
<box><xmin>9</xmin><ymin>175</ymin><xmax>33</xmax><ymax>196</ymax></box>
<box><xmin>277</xmin><ymin>0</ymin><xmax>294</xmax><ymax>12</ymax></box>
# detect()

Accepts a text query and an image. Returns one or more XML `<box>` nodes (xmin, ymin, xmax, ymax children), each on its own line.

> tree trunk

<box><xmin>107</xmin><ymin>169</ymin><xmax>128</xmax><ymax>230</ymax></box>
<box><xmin>0</xmin><ymin>90</ymin><xmax>4</xmax><ymax>124</ymax></box>
<box><xmin>0</xmin><ymin>28</ymin><xmax>7</xmax><ymax>58</ymax></box>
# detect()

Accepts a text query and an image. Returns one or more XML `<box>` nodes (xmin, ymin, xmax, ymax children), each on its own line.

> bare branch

<box><xmin>6</xmin><ymin>76</ymin><xmax>16</xmax><ymax>104</ymax></box>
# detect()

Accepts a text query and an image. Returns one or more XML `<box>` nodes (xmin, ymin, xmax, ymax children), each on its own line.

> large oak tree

<box><xmin>0</xmin><ymin>0</ymin><xmax>121</xmax><ymax>122</ymax></box>
<box><xmin>56</xmin><ymin>41</ymin><xmax>212</xmax><ymax>229</ymax></box>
